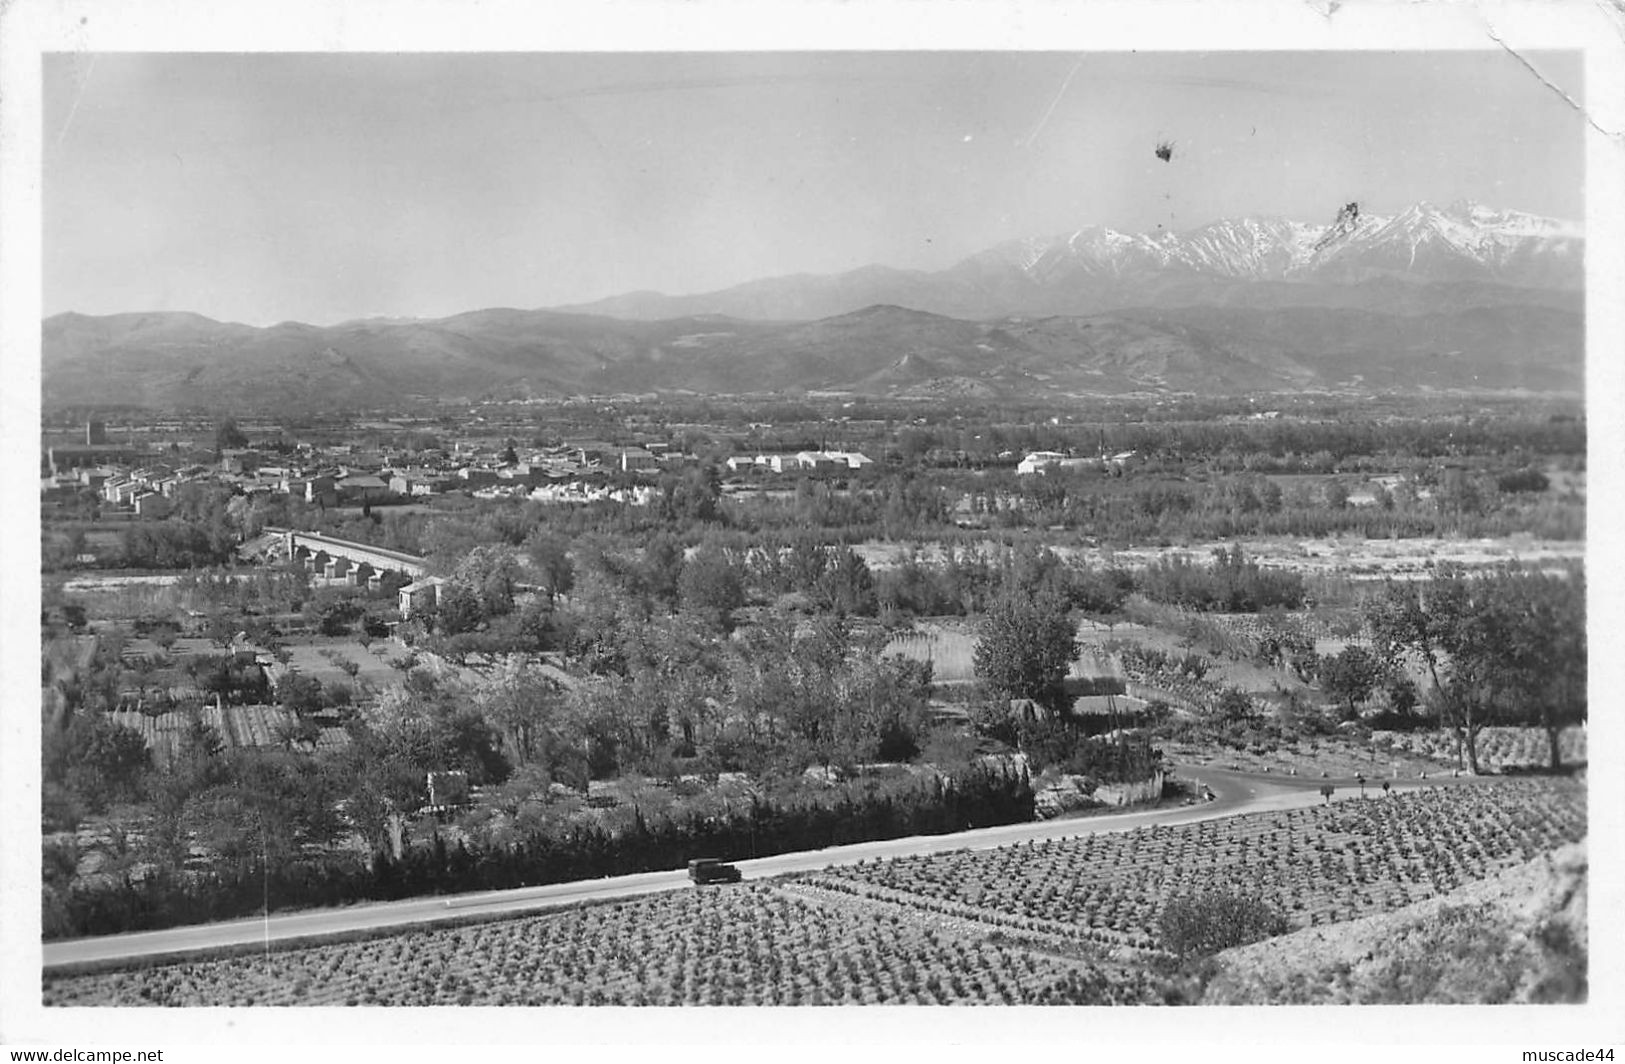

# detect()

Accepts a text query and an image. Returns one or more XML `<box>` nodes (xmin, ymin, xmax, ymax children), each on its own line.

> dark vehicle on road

<box><xmin>687</xmin><ymin>858</ymin><xmax>742</xmax><ymax>885</ymax></box>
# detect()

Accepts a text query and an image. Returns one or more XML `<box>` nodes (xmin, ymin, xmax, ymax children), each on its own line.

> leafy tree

<box><xmin>525</xmin><ymin>530</ymin><xmax>576</xmax><ymax>604</ymax></box>
<box><xmin>273</xmin><ymin>714</ymin><xmax>324</xmax><ymax>752</ymax></box>
<box><xmin>144</xmin><ymin>713</ymin><xmax>229</xmax><ymax>869</ymax></box>
<box><xmin>1140</xmin><ymin>545</ymin><xmax>1304</xmax><ymax>613</ymax></box>
<box><xmin>433</xmin><ymin>582</ymin><xmax>485</xmax><ymax>636</ymax></box>
<box><xmin>453</xmin><ymin>544</ymin><xmax>522</xmax><ymax>618</ymax></box>
<box><xmin>1070</xmin><ymin>564</ymin><xmax>1134</xmax><ymax>616</ymax></box>
<box><xmin>472</xmin><ymin>658</ymin><xmax>571</xmax><ymax>768</ymax></box>
<box><xmin>348</xmin><ymin>671</ymin><xmax>510</xmax><ymax>857</ymax></box>
<box><xmin>275</xmin><ymin>671</ymin><xmax>326</xmax><ymax>718</ymax></box>
<box><xmin>360</xmin><ymin>672</ymin><xmax>509</xmax><ymax>786</ymax></box>
<box><xmin>1213</xmin><ymin>686</ymin><xmax>1257</xmax><ymax>723</ymax></box>
<box><xmin>117</xmin><ymin>521</ymin><xmax>232</xmax><ymax>569</ymax></box>
<box><xmin>1366</xmin><ymin>566</ymin><xmax>1584</xmax><ymax>773</ymax></box>
<box><xmin>1483</xmin><ymin>567</ymin><xmax>1585</xmax><ymax>769</ymax></box>
<box><xmin>305</xmin><ymin>593</ymin><xmax>364</xmax><ymax>637</ymax></box>
<box><xmin>815</xmin><ymin>546</ymin><xmax>877</xmax><ymax>617</ymax></box>
<box><xmin>337</xmin><ymin>737</ymin><xmax>425</xmax><ymax>863</ymax></box>
<box><xmin>973</xmin><ymin>591</ymin><xmax>1079</xmax><ymax>715</ymax></box>
<box><xmin>1384</xmin><ymin>673</ymin><xmax>1420</xmax><ymax>719</ymax></box>
<box><xmin>1434</xmin><ymin>468</ymin><xmax>1484</xmax><ymax>518</ymax></box>
<box><xmin>677</xmin><ymin>540</ymin><xmax>745</xmax><ymax>627</ymax></box>
<box><xmin>1005</xmin><ymin>544</ymin><xmax>1071</xmax><ymax>603</ymax></box>
<box><xmin>1318</xmin><ymin>644</ymin><xmax>1383</xmax><ymax>719</ymax></box>
<box><xmin>1256</xmin><ymin>614</ymin><xmax>1319</xmax><ymax>682</ymax></box>
<box><xmin>641</xmin><ymin>533</ymin><xmax>685</xmax><ymax>609</ymax></box>
<box><xmin>45</xmin><ymin>713</ymin><xmax>152</xmax><ymax>814</ymax></box>
<box><xmin>619</xmin><ymin>615</ymin><xmax>732</xmax><ymax>763</ymax></box>
<box><xmin>663</xmin><ymin>465</ymin><xmax>722</xmax><ymax>524</ymax></box>
<box><xmin>558</xmin><ymin>566</ymin><xmax>652</xmax><ymax>676</ymax></box>
<box><xmin>179</xmin><ymin>749</ymin><xmax>347</xmax><ymax>869</ymax></box>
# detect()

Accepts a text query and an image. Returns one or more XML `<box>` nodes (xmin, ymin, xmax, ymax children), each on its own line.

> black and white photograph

<box><xmin>3</xmin><ymin>0</ymin><xmax>1622</xmax><ymax>1056</ymax></box>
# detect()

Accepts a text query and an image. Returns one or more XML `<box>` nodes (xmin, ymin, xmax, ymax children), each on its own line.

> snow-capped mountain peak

<box><xmin>971</xmin><ymin>202</ymin><xmax>1580</xmax><ymax>289</ymax></box>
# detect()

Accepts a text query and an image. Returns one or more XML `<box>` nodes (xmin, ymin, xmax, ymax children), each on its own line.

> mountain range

<box><xmin>562</xmin><ymin>201</ymin><xmax>1582</xmax><ymax>321</ymax></box>
<box><xmin>43</xmin><ymin>201</ymin><xmax>1584</xmax><ymax>410</ymax></box>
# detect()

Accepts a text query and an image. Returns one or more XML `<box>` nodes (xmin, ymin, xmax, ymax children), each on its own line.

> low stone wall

<box><xmin>1034</xmin><ymin>768</ymin><xmax>1164</xmax><ymax>818</ymax></box>
<box><xmin>1094</xmin><ymin>770</ymin><xmax>1166</xmax><ymax>808</ymax></box>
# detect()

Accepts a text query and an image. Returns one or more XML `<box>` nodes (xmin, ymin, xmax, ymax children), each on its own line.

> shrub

<box><xmin>1016</xmin><ymin>719</ymin><xmax>1160</xmax><ymax>782</ymax></box>
<box><xmin>1158</xmin><ymin>892</ymin><xmax>1288</xmax><ymax>958</ymax></box>
<box><xmin>1496</xmin><ymin>468</ymin><xmax>1550</xmax><ymax>494</ymax></box>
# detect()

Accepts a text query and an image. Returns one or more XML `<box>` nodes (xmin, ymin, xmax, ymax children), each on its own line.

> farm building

<box><xmin>304</xmin><ymin>475</ymin><xmax>338</xmax><ymax>507</ymax></box>
<box><xmin>1016</xmin><ymin>452</ymin><xmax>1070</xmax><ymax>475</ymax></box>
<box><xmin>336</xmin><ymin>474</ymin><xmax>391</xmax><ymax>503</ymax></box>
<box><xmin>398</xmin><ymin>576</ymin><xmax>448</xmax><ymax>619</ymax></box>
<box><xmin>824</xmin><ymin>450</ymin><xmax>874</xmax><ymax>470</ymax></box>
<box><xmin>619</xmin><ymin>447</ymin><xmax>660</xmax><ymax>472</ymax></box>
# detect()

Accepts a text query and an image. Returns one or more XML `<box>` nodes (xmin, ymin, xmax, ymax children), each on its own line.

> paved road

<box><xmin>41</xmin><ymin>763</ymin><xmax>1473</xmax><ymax>971</ymax></box>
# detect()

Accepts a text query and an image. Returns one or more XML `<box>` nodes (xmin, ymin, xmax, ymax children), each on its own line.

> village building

<box><xmin>304</xmin><ymin>475</ymin><xmax>338</xmax><ymax>508</ymax></box>
<box><xmin>618</xmin><ymin>446</ymin><xmax>659</xmax><ymax>473</ymax></box>
<box><xmin>133</xmin><ymin>491</ymin><xmax>171</xmax><ymax>519</ymax></box>
<box><xmin>824</xmin><ymin>450</ymin><xmax>874</xmax><ymax>470</ymax></box>
<box><xmin>398</xmin><ymin>576</ymin><xmax>447</xmax><ymax>619</ymax></box>
<box><xmin>1016</xmin><ymin>451</ymin><xmax>1067</xmax><ymax>475</ymax></box>
<box><xmin>336</xmin><ymin>474</ymin><xmax>391</xmax><ymax>504</ymax></box>
<box><xmin>47</xmin><ymin>444</ymin><xmax>138</xmax><ymax>475</ymax></box>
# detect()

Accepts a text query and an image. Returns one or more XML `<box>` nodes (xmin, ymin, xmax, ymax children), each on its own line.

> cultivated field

<box><xmin>43</xmin><ymin>777</ymin><xmax>1585</xmax><ymax>1006</ymax></box>
<box><xmin>810</xmin><ymin>778</ymin><xmax>1584</xmax><ymax>952</ymax></box>
<box><xmin>1371</xmin><ymin>727</ymin><xmax>1587</xmax><ymax>772</ymax></box>
<box><xmin>106</xmin><ymin>703</ymin><xmax>350</xmax><ymax>765</ymax></box>
<box><xmin>274</xmin><ymin>637</ymin><xmax>402</xmax><ymax>688</ymax></box>
<box><xmin>44</xmin><ymin>885</ymin><xmax>1161</xmax><ymax>1007</ymax></box>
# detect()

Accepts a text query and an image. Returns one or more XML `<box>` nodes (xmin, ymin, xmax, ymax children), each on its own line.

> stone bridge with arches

<box><xmin>247</xmin><ymin>527</ymin><xmax>429</xmax><ymax>590</ymax></box>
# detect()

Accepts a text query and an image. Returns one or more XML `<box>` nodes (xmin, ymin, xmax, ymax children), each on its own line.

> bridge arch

<box><xmin>259</xmin><ymin>526</ymin><xmax>429</xmax><ymax>589</ymax></box>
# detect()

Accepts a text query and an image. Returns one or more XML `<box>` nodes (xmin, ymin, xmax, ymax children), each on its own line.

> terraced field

<box><xmin>44</xmin><ymin>777</ymin><xmax>1584</xmax><ymax>1007</ymax></box>
<box><xmin>812</xmin><ymin>778</ymin><xmax>1585</xmax><ymax>949</ymax></box>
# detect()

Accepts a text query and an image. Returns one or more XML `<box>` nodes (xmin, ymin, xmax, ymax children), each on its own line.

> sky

<box><xmin>43</xmin><ymin>50</ymin><xmax>1585</xmax><ymax>325</ymax></box>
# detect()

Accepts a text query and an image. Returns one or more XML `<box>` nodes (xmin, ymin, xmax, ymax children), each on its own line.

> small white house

<box><xmin>398</xmin><ymin>576</ymin><xmax>447</xmax><ymax>619</ymax></box>
<box><xmin>1017</xmin><ymin>451</ymin><xmax>1069</xmax><ymax>475</ymax></box>
<box><xmin>826</xmin><ymin>451</ymin><xmax>874</xmax><ymax>470</ymax></box>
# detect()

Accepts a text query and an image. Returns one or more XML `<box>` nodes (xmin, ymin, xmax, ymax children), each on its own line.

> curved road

<box><xmin>42</xmin><ymin>764</ymin><xmax>1476</xmax><ymax>971</ymax></box>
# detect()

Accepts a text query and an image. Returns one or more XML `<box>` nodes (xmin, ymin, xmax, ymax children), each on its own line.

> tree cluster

<box><xmin>1365</xmin><ymin>564</ymin><xmax>1585</xmax><ymax>772</ymax></box>
<box><xmin>45</xmin><ymin>760</ymin><xmax>1033</xmax><ymax>939</ymax></box>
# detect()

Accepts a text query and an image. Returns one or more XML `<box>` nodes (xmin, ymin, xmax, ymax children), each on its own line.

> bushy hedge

<box><xmin>46</xmin><ymin>761</ymin><xmax>1034</xmax><ymax>939</ymax></box>
<box><xmin>1016</xmin><ymin>720</ymin><xmax>1160</xmax><ymax>783</ymax></box>
<box><xmin>1158</xmin><ymin>891</ymin><xmax>1288</xmax><ymax>958</ymax></box>
<box><xmin>1138</xmin><ymin>547</ymin><xmax>1306</xmax><ymax>613</ymax></box>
